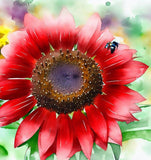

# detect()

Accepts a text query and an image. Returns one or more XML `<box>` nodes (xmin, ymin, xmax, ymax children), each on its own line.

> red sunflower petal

<box><xmin>6</xmin><ymin>54</ymin><xmax>35</xmax><ymax>70</ymax></box>
<box><xmin>58</xmin><ymin>8</ymin><xmax>77</xmax><ymax>50</ymax></box>
<box><xmin>87</xmin><ymin>28</ymin><xmax>114</xmax><ymax>57</ymax></box>
<box><xmin>94</xmin><ymin>94</ymin><xmax>138</xmax><ymax>122</ymax></box>
<box><xmin>0</xmin><ymin>79</ymin><xmax>32</xmax><ymax>100</ymax></box>
<box><xmin>72</xmin><ymin>111</ymin><xmax>93</xmax><ymax>160</ymax></box>
<box><xmin>104</xmin><ymin>85</ymin><xmax>145</xmax><ymax>105</ymax></box>
<box><xmin>107</xmin><ymin>118</ymin><xmax>122</xmax><ymax>146</ymax></box>
<box><xmin>85</xmin><ymin>105</ymin><xmax>108</xmax><ymax>149</ymax></box>
<box><xmin>43</xmin><ymin>15</ymin><xmax>60</xmax><ymax>50</ymax></box>
<box><xmin>104</xmin><ymin>60</ymin><xmax>148</xmax><ymax>85</ymax></box>
<box><xmin>107</xmin><ymin>108</ymin><xmax>138</xmax><ymax>123</ymax></box>
<box><xmin>4</xmin><ymin>31</ymin><xmax>41</xmax><ymax>60</ymax></box>
<box><xmin>1</xmin><ymin>44</ymin><xmax>35</xmax><ymax>66</ymax></box>
<box><xmin>94</xmin><ymin>43</ymin><xmax>130</xmax><ymax>66</ymax></box>
<box><xmin>95</xmin><ymin>134</ymin><xmax>108</xmax><ymax>150</ymax></box>
<box><xmin>0</xmin><ymin>59</ymin><xmax>33</xmax><ymax>80</ymax></box>
<box><xmin>68</xmin><ymin>138</ymin><xmax>81</xmax><ymax>158</ymax></box>
<box><xmin>15</xmin><ymin>107</ymin><xmax>47</xmax><ymax>148</ymax></box>
<box><xmin>78</xmin><ymin>13</ymin><xmax>101</xmax><ymax>54</ymax></box>
<box><xmin>38</xmin><ymin>111</ymin><xmax>57</xmax><ymax>159</ymax></box>
<box><xmin>24</xmin><ymin>13</ymin><xmax>50</xmax><ymax>53</ymax></box>
<box><xmin>40</xmin><ymin>139</ymin><xmax>56</xmax><ymax>160</ymax></box>
<box><xmin>0</xmin><ymin>96</ymin><xmax>36</xmax><ymax>127</ymax></box>
<box><xmin>101</xmin><ymin>47</ymin><xmax>136</xmax><ymax>70</ymax></box>
<box><xmin>56</xmin><ymin>114</ymin><xmax>73</xmax><ymax>160</ymax></box>
<box><xmin>103</xmin><ymin>94</ymin><xmax>137</xmax><ymax>119</ymax></box>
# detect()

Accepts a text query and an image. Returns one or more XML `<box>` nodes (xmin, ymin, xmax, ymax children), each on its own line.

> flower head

<box><xmin>0</xmin><ymin>25</ymin><xmax>12</xmax><ymax>58</ymax></box>
<box><xmin>0</xmin><ymin>9</ymin><xmax>148</xmax><ymax>160</ymax></box>
<box><xmin>0</xmin><ymin>26</ymin><xmax>11</xmax><ymax>48</ymax></box>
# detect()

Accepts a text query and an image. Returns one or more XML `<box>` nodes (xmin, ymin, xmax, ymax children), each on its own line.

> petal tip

<box><xmin>24</xmin><ymin>13</ymin><xmax>38</xmax><ymax>27</ymax></box>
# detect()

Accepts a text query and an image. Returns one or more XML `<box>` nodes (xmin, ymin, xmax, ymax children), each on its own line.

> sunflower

<box><xmin>0</xmin><ymin>9</ymin><xmax>148</xmax><ymax>160</ymax></box>
<box><xmin>0</xmin><ymin>25</ymin><xmax>11</xmax><ymax>58</ymax></box>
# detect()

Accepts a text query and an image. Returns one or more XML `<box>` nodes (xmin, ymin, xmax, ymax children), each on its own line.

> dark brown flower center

<box><xmin>32</xmin><ymin>50</ymin><xmax>103</xmax><ymax>114</ymax></box>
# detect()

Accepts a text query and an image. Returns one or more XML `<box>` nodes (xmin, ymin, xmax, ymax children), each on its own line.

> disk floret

<box><xmin>32</xmin><ymin>50</ymin><xmax>103</xmax><ymax>114</ymax></box>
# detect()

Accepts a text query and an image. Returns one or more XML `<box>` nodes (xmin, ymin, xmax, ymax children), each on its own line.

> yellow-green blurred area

<box><xmin>0</xmin><ymin>26</ymin><xmax>10</xmax><ymax>46</ymax></box>
<box><xmin>0</xmin><ymin>26</ymin><xmax>12</xmax><ymax>59</ymax></box>
<box><xmin>0</xmin><ymin>0</ymin><xmax>151</xmax><ymax>160</ymax></box>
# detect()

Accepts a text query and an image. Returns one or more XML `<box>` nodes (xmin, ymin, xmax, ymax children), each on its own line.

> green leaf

<box><xmin>110</xmin><ymin>143</ymin><xmax>121</xmax><ymax>160</ymax></box>
<box><xmin>25</xmin><ymin>78</ymin><xmax>32</xmax><ymax>81</ymax></box>
<box><xmin>70</xmin><ymin>154</ymin><xmax>78</xmax><ymax>160</ymax></box>
<box><xmin>27</xmin><ymin>132</ymin><xmax>38</xmax><ymax>153</ymax></box>
<box><xmin>0</xmin><ymin>100</ymin><xmax>5</xmax><ymax>106</ymax></box>
<box><xmin>78</xmin><ymin>143</ymin><xmax>115</xmax><ymax>160</ymax></box>
<box><xmin>73</xmin><ymin>44</ymin><xmax>77</xmax><ymax>50</ymax></box>
<box><xmin>24</xmin><ymin>147</ymin><xmax>40</xmax><ymax>160</ymax></box>
<box><xmin>122</xmin><ymin>129</ymin><xmax>151</xmax><ymax>142</ymax></box>
<box><xmin>24</xmin><ymin>147</ymin><xmax>31</xmax><ymax>160</ymax></box>
<box><xmin>0</xmin><ymin>145</ymin><xmax>8</xmax><ymax>157</ymax></box>
<box><xmin>139</xmin><ymin>104</ymin><xmax>151</xmax><ymax>108</ymax></box>
<box><xmin>2</xmin><ymin>122</ymin><xmax>19</xmax><ymax>129</ymax></box>
<box><xmin>118</xmin><ymin>107</ymin><xmax>151</xmax><ymax>143</ymax></box>
<box><xmin>79</xmin><ymin>152</ymin><xmax>87</xmax><ymax>160</ymax></box>
<box><xmin>46</xmin><ymin>154</ymin><xmax>55</xmax><ymax>160</ymax></box>
<box><xmin>127</xmin><ymin>77</ymin><xmax>144</xmax><ymax>92</ymax></box>
<box><xmin>69</xmin><ymin>152</ymin><xmax>80</xmax><ymax>160</ymax></box>
<box><xmin>24</xmin><ymin>132</ymin><xmax>40</xmax><ymax>160</ymax></box>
